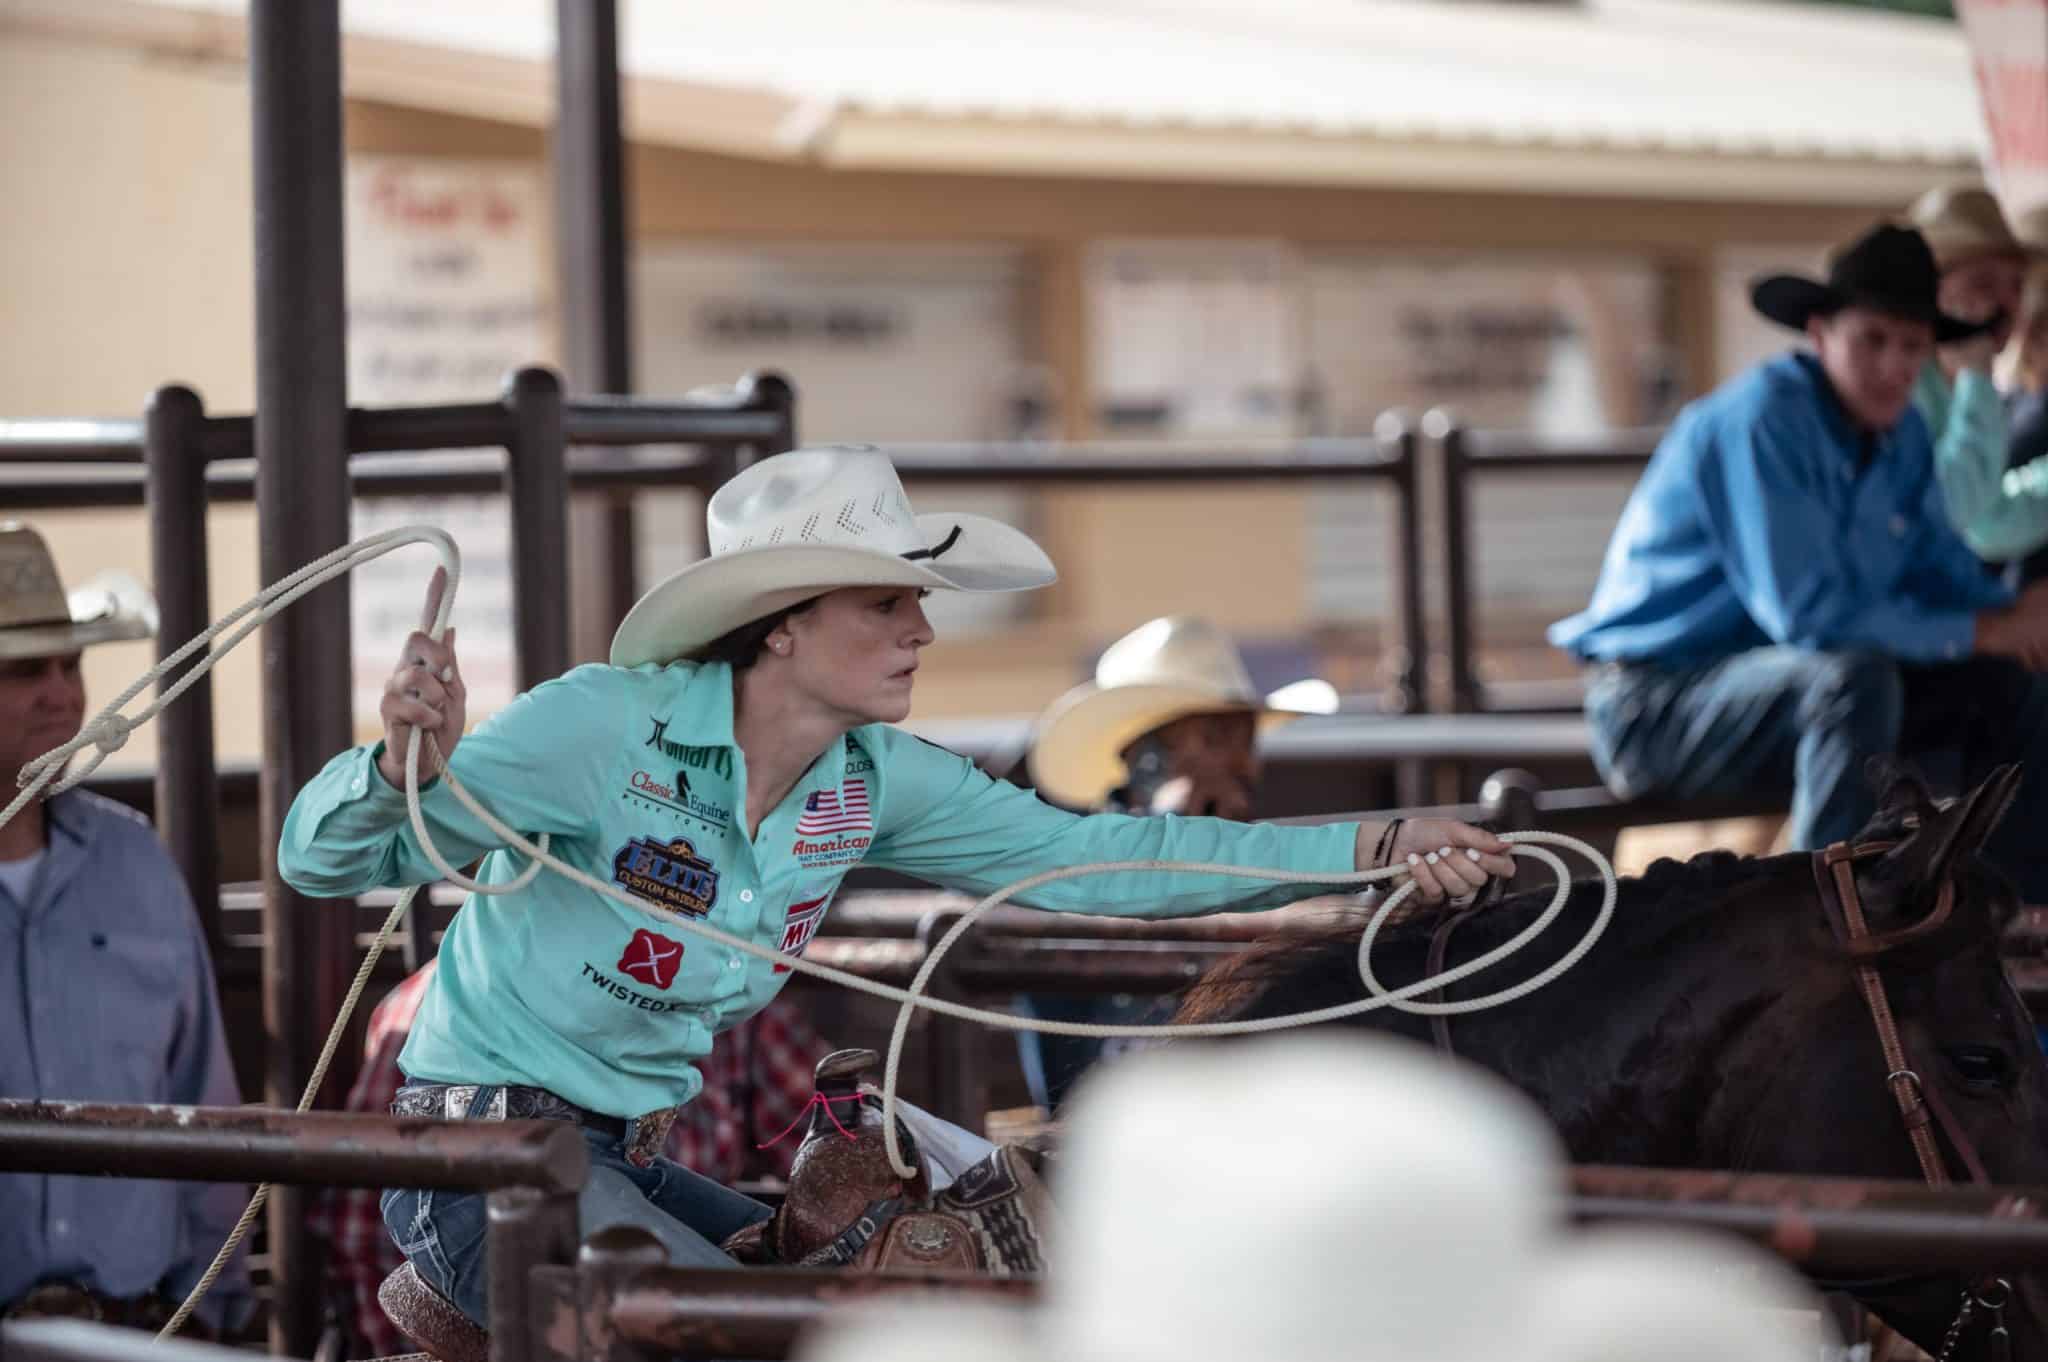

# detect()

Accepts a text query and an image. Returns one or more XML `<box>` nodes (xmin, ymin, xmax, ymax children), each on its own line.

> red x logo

<box><xmin>618</xmin><ymin>929</ymin><xmax>684</xmax><ymax>990</ymax></box>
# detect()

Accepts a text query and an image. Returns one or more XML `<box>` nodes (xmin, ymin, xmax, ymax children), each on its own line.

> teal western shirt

<box><xmin>1915</xmin><ymin>359</ymin><xmax>2048</xmax><ymax>563</ymax></box>
<box><xmin>278</xmin><ymin>660</ymin><xmax>1360</xmax><ymax>1118</ymax></box>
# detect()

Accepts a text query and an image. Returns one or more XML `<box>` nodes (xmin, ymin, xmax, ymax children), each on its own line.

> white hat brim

<box><xmin>1027</xmin><ymin>678</ymin><xmax>1331</xmax><ymax>809</ymax></box>
<box><xmin>0</xmin><ymin>573</ymin><xmax>157</xmax><ymax>661</ymax></box>
<box><xmin>609</xmin><ymin>511</ymin><xmax>1055</xmax><ymax>668</ymax></box>
<box><xmin>0</xmin><ymin>615</ymin><xmax>153</xmax><ymax>661</ymax></box>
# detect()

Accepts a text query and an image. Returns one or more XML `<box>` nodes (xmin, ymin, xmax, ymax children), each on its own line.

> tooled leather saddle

<box><xmin>721</xmin><ymin>1048</ymin><xmax>1052</xmax><ymax>1276</ymax></box>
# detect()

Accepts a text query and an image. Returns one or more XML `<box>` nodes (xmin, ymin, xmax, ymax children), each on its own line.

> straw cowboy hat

<box><xmin>1751</xmin><ymin>223</ymin><xmax>1990</xmax><ymax>344</ymax></box>
<box><xmin>1026</xmin><ymin>615</ymin><xmax>1337</xmax><ymax>809</ymax></box>
<box><xmin>609</xmin><ymin>445</ymin><xmax>1056</xmax><ymax>668</ymax></box>
<box><xmin>0</xmin><ymin>522</ymin><xmax>156</xmax><ymax>661</ymax></box>
<box><xmin>1907</xmin><ymin>184</ymin><xmax>2035</xmax><ymax>272</ymax></box>
<box><xmin>795</xmin><ymin>1035</ymin><xmax>1823</xmax><ymax>1362</ymax></box>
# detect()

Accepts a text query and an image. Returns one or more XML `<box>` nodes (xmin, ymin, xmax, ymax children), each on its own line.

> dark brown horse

<box><xmin>1174</xmin><ymin>763</ymin><xmax>2048</xmax><ymax>1357</ymax></box>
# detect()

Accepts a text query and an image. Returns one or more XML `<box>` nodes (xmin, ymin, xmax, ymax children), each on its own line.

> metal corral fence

<box><xmin>6</xmin><ymin>1103</ymin><xmax>2048</xmax><ymax>1362</ymax></box>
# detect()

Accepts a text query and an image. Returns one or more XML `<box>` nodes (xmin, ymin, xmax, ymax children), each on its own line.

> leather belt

<box><xmin>391</xmin><ymin>1082</ymin><xmax>628</xmax><ymax>1140</ymax></box>
<box><xmin>2</xmin><ymin>1282</ymin><xmax>176</xmax><ymax>1331</ymax></box>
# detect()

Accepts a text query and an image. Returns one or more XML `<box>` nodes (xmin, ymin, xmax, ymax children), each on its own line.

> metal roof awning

<box><xmin>2</xmin><ymin>0</ymin><xmax>1990</xmax><ymax>201</ymax></box>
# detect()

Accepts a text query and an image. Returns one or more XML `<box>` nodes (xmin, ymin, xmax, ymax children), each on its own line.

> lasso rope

<box><xmin>6</xmin><ymin>526</ymin><xmax>1615</xmax><ymax>1333</ymax></box>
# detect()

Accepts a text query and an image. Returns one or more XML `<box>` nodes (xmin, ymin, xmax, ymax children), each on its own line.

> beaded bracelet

<box><xmin>1372</xmin><ymin>817</ymin><xmax>1404</xmax><ymax>869</ymax></box>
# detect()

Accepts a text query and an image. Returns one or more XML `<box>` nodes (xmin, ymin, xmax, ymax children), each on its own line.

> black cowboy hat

<box><xmin>1751</xmin><ymin>223</ymin><xmax>1991</xmax><ymax>343</ymax></box>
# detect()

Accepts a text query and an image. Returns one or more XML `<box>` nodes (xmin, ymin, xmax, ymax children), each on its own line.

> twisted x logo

<box><xmin>617</xmin><ymin>928</ymin><xmax>684</xmax><ymax>990</ymax></box>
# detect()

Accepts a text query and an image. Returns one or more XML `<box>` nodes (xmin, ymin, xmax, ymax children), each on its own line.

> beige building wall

<box><xmin>2</xmin><ymin>31</ymin><xmax>262</xmax><ymax>775</ymax></box>
<box><xmin>3</xmin><ymin>28</ymin><xmax>1919</xmax><ymax>774</ymax></box>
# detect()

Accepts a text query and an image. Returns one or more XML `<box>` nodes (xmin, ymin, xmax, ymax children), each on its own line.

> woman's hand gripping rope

<box><xmin>0</xmin><ymin>526</ymin><xmax>1617</xmax><ymax>1328</ymax></box>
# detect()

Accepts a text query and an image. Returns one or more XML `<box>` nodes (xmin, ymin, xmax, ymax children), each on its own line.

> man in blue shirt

<box><xmin>0</xmin><ymin>523</ymin><xmax>251</xmax><ymax>1335</ymax></box>
<box><xmin>1552</xmin><ymin>225</ymin><xmax>2048</xmax><ymax>891</ymax></box>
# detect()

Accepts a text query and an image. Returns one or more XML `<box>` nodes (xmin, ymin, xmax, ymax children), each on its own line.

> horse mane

<box><xmin>1174</xmin><ymin>848</ymin><xmax>1793</xmax><ymax>1026</ymax></box>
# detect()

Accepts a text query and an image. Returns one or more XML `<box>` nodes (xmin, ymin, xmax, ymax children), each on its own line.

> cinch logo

<box><xmin>774</xmin><ymin>894</ymin><xmax>833</xmax><ymax>974</ymax></box>
<box><xmin>646</xmin><ymin>718</ymin><xmax>734</xmax><ymax>779</ymax></box>
<box><xmin>612</xmin><ymin>834</ymin><xmax>719</xmax><ymax>918</ymax></box>
<box><xmin>617</xmin><ymin>928</ymin><xmax>684</xmax><ymax>990</ymax></box>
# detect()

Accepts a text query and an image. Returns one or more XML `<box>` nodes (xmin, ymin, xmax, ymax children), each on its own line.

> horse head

<box><xmin>1771</xmin><ymin>761</ymin><xmax>2048</xmax><ymax>1357</ymax></box>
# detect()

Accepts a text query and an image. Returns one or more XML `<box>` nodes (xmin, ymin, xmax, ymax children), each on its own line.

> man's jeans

<box><xmin>1584</xmin><ymin>648</ymin><xmax>2048</xmax><ymax>901</ymax></box>
<box><xmin>381</xmin><ymin>1083</ymin><xmax>770</xmax><ymax>1327</ymax></box>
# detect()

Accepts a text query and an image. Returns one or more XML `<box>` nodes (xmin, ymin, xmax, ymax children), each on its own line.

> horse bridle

<box><xmin>1813</xmin><ymin>839</ymin><xmax>2017</xmax><ymax>1360</ymax></box>
<box><xmin>1423</xmin><ymin>839</ymin><xmax>2015</xmax><ymax>1357</ymax></box>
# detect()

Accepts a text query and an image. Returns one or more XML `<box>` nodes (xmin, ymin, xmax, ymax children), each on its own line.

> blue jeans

<box><xmin>1584</xmin><ymin>648</ymin><xmax>2048</xmax><ymax>900</ymax></box>
<box><xmin>381</xmin><ymin>1084</ymin><xmax>770</xmax><ymax>1326</ymax></box>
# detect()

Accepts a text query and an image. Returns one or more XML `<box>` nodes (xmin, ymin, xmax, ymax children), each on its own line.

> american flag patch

<box><xmin>794</xmin><ymin>780</ymin><xmax>871</xmax><ymax>836</ymax></box>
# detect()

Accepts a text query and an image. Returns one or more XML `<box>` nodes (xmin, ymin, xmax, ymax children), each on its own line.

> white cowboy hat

<box><xmin>609</xmin><ymin>445</ymin><xmax>1056</xmax><ymax>668</ymax></box>
<box><xmin>1026</xmin><ymin>615</ymin><xmax>1337</xmax><ymax>809</ymax></box>
<box><xmin>0</xmin><ymin>522</ymin><xmax>157</xmax><ymax>661</ymax></box>
<box><xmin>795</xmin><ymin>1036</ymin><xmax>1825</xmax><ymax>1362</ymax></box>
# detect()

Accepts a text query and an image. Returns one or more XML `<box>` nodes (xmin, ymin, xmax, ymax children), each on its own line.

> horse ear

<box><xmin>1886</xmin><ymin>763</ymin><xmax>2024</xmax><ymax>893</ymax></box>
<box><xmin>1866</xmin><ymin>756</ymin><xmax>1933</xmax><ymax>821</ymax></box>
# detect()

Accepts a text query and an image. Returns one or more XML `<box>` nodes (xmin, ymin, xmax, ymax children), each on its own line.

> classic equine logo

<box><xmin>623</xmin><ymin>770</ymin><xmax>733</xmax><ymax>830</ymax></box>
<box><xmin>616</xmin><ymin>928</ymin><xmax>685</xmax><ymax>990</ymax></box>
<box><xmin>612</xmin><ymin>834</ymin><xmax>720</xmax><ymax>918</ymax></box>
<box><xmin>646</xmin><ymin>717</ymin><xmax>735</xmax><ymax>779</ymax></box>
<box><xmin>773</xmin><ymin>894</ymin><xmax>833</xmax><ymax>974</ymax></box>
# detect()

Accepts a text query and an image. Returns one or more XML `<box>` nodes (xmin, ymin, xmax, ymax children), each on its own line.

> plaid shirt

<box><xmin>307</xmin><ymin>961</ymin><xmax>829</xmax><ymax>1357</ymax></box>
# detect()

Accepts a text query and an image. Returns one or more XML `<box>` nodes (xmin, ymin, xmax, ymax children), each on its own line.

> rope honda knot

<box><xmin>86</xmin><ymin>714</ymin><xmax>133</xmax><ymax>755</ymax></box>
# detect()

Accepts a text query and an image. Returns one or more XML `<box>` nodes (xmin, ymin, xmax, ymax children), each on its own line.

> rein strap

<box><xmin>1814</xmin><ymin>842</ymin><xmax>1957</xmax><ymax>1188</ymax></box>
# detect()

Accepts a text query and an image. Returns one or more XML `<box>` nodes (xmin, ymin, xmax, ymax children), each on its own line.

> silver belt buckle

<box><xmin>442</xmin><ymin>1085</ymin><xmax>507</xmax><ymax>1121</ymax></box>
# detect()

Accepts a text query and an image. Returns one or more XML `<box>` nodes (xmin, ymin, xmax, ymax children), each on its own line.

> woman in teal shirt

<box><xmin>279</xmin><ymin>445</ymin><xmax>1511</xmax><ymax>1324</ymax></box>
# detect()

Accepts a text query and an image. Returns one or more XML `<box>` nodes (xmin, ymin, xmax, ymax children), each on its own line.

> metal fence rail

<box><xmin>1434</xmin><ymin>413</ymin><xmax>1661</xmax><ymax>716</ymax></box>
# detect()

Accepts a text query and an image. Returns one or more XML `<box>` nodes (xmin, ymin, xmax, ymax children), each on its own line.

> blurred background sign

<box><xmin>344</xmin><ymin>156</ymin><xmax>550</xmax><ymax>736</ymax></box>
<box><xmin>1960</xmin><ymin>0</ymin><xmax>2048</xmax><ymax>220</ymax></box>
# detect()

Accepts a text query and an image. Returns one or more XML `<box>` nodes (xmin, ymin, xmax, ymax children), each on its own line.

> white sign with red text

<box><xmin>344</xmin><ymin>157</ymin><xmax>551</xmax><ymax>738</ymax></box>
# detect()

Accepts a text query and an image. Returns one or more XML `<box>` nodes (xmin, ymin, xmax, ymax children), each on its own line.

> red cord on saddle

<box><xmin>756</xmin><ymin>1091</ymin><xmax>865</xmax><ymax>1149</ymax></box>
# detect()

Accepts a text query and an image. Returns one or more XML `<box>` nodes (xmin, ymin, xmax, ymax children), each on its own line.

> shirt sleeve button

<box><xmin>739</xmin><ymin>889</ymin><xmax>754</xmax><ymax>903</ymax></box>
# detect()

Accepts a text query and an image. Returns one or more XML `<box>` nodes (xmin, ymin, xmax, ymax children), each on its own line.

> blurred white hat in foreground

<box><xmin>796</xmin><ymin>1032</ymin><xmax>1827</xmax><ymax>1362</ymax></box>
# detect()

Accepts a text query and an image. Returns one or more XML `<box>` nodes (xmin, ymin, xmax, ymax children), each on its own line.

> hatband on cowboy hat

<box><xmin>0</xmin><ymin>522</ymin><xmax>157</xmax><ymax>661</ymax></box>
<box><xmin>1026</xmin><ymin>615</ymin><xmax>1337</xmax><ymax>809</ymax></box>
<box><xmin>1750</xmin><ymin>223</ymin><xmax>1990</xmax><ymax>344</ymax></box>
<box><xmin>1908</xmin><ymin>184</ymin><xmax>2034</xmax><ymax>272</ymax></box>
<box><xmin>609</xmin><ymin>446</ymin><xmax>1055</xmax><ymax>668</ymax></box>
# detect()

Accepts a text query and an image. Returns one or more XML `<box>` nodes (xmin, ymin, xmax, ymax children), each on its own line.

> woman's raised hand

<box><xmin>376</xmin><ymin>567</ymin><xmax>467</xmax><ymax>789</ymax></box>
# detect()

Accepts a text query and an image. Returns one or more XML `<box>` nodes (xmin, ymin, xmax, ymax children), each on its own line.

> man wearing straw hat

<box><xmin>1552</xmin><ymin>223</ymin><xmax>2048</xmax><ymax>892</ymax></box>
<box><xmin>1013</xmin><ymin>615</ymin><xmax>1338</xmax><ymax>1108</ymax></box>
<box><xmin>0</xmin><ymin>523</ymin><xmax>251</xmax><ymax>1336</ymax></box>
<box><xmin>279</xmin><ymin>447</ymin><xmax>1513</xmax><ymax>1325</ymax></box>
<box><xmin>1907</xmin><ymin>185</ymin><xmax>2046</xmax><ymax>563</ymax></box>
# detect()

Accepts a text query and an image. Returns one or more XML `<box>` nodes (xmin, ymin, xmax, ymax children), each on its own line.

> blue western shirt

<box><xmin>0</xmin><ymin>790</ymin><xmax>251</xmax><ymax>1327</ymax></box>
<box><xmin>1551</xmin><ymin>352</ymin><xmax>2010</xmax><ymax>668</ymax></box>
<box><xmin>278</xmin><ymin>659</ymin><xmax>1361</xmax><ymax>1120</ymax></box>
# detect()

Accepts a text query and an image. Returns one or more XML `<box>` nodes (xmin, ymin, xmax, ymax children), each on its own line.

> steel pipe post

<box><xmin>554</xmin><ymin>0</ymin><xmax>639</xmax><ymax>634</ymax></box>
<box><xmin>1379</xmin><ymin>415</ymin><xmax>1428</xmax><ymax>718</ymax></box>
<box><xmin>249</xmin><ymin>1</ymin><xmax>355</xmax><ymax>1343</ymax></box>
<box><xmin>143</xmin><ymin>385</ymin><xmax>222</xmax><ymax>949</ymax></box>
<box><xmin>1433</xmin><ymin>411</ymin><xmax>1480</xmax><ymax>715</ymax></box>
<box><xmin>503</xmin><ymin>368</ymin><xmax>573</xmax><ymax>685</ymax></box>
<box><xmin>488</xmin><ymin>1186</ymin><xmax>584</xmax><ymax>1362</ymax></box>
